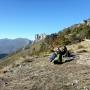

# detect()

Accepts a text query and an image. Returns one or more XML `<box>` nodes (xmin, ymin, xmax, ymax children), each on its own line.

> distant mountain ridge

<box><xmin>0</xmin><ymin>38</ymin><xmax>32</xmax><ymax>54</ymax></box>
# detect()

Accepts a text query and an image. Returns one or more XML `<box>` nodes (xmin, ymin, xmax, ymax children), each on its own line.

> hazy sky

<box><xmin>0</xmin><ymin>0</ymin><xmax>90</xmax><ymax>40</ymax></box>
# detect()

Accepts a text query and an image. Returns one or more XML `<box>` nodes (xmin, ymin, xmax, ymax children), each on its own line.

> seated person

<box><xmin>62</xmin><ymin>46</ymin><xmax>70</xmax><ymax>57</ymax></box>
<box><xmin>62</xmin><ymin>46</ymin><xmax>67</xmax><ymax>55</ymax></box>
<box><xmin>53</xmin><ymin>48</ymin><xmax>62</xmax><ymax>64</ymax></box>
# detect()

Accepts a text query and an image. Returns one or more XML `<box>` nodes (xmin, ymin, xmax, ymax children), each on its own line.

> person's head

<box><xmin>55</xmin><ymin>48</ymin><xmax>61</xmax><ymax>53</ymax></box>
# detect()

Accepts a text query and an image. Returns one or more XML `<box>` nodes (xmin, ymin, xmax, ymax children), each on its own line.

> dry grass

<box><xmin>67</xmin><ymin>40</ymin><xmax>90</xmax><ymax>53</ymax></box>
<box><xmin>1</xmin><ymin>54</ymin><xmax>90</xmax><ymax>90</ymax></box>
<box><xmin>0</xmin><ymin>40</ymin><xmax>90</xmax><ymax>89</ymax></box>
<box><xmin>77</xmin><ymin>45</ymin><xmax>85</xmax><ymax>49</ymax></box>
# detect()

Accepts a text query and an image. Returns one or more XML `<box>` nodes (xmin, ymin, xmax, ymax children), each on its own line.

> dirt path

<box><xmin>0</xmin><ymin>53</ymin><xmax>90</xmax><ymax>90</ymax></box>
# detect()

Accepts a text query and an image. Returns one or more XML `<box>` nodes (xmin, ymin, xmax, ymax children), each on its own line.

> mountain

<box><xmin>0</xmin><ymin>40</ymin><xmax>90</xmax><ymax>90</ymax></box>
<box><xmin>0</xmin><ymin>38</ymin><xmax>32</xmax><ymax>55</ymax></box>
<box><xmin>0</xmin><ymin>19</ymin><xmax>90</xmax><ymax>90</ymax></box>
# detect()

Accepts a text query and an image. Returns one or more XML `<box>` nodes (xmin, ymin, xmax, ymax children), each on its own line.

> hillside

<box><xmin>45</xmin><ymin>19</ymin><xmax>90</xmax><ymax>48</ymax></box>
<box><xmin>0</xmin><ymin>19</ymin><xmax>90</xmax><ymax>90</ymax></box>
<box><xmin>0</xmin><ymin>19</ymin><xmax>90</xmax><ymax>69</ymax></box>
<box><xmin>0</xmin><ymin>40</ymin><xmax>90</xmax><ymax>90</ymax></box>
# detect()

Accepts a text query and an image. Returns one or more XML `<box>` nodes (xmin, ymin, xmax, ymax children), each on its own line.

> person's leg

<box><xmin>66</xmin><ymin>51</ymin><xmax>70</xmax><ymax>57</ymax></box>
<box><xmin>53</xmin><ymin>60</ymin><xmax>58</xmax><ymax>64</ymax></box>
<box><xmin>59</xmin><ymin>54</ymin><xmax>62</xmax><ymax>64</ymax></box>
<box><xmin>53</xmin><ymin>60</ymin><xmax>62</xmax><ymax>64</ymax></box>
<box><xmin>60</xmin><ymin>60</ymin><xmax>62</xmax><ymax>64</ymax></box>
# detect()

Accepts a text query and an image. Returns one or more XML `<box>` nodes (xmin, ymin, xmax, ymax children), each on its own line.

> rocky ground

<box><xmin>0</xmin><ymin>51</ymin><xmax>90</xmax><ymax>90</ymax></box>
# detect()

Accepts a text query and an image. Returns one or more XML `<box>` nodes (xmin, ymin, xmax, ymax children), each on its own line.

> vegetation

<box><xmin>13</xmin><ymin>19</ymin><xmax>90</xmax><ymax>56</ymax></box>
<box><xmin>0</xmin><ymin>19</ymin><xmax>90</xmax><ymax>69</ymax></box>
<box><xmin>45</xmin><ymin>20</ymin><xmax>90</xmax><ymax>48</ymax></box>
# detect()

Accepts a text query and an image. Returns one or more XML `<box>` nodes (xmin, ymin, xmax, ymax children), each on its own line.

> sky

<box><xmin>0</xmin><ymin>0</ymin><xmax>90</xmax><ymax>40</ymax></box>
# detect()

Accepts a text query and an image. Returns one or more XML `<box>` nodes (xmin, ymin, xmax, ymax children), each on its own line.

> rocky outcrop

<box><xmin>35</xmin><ymin>33</ymin><xmax>46</xmax><ymax>41</ymax></box>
